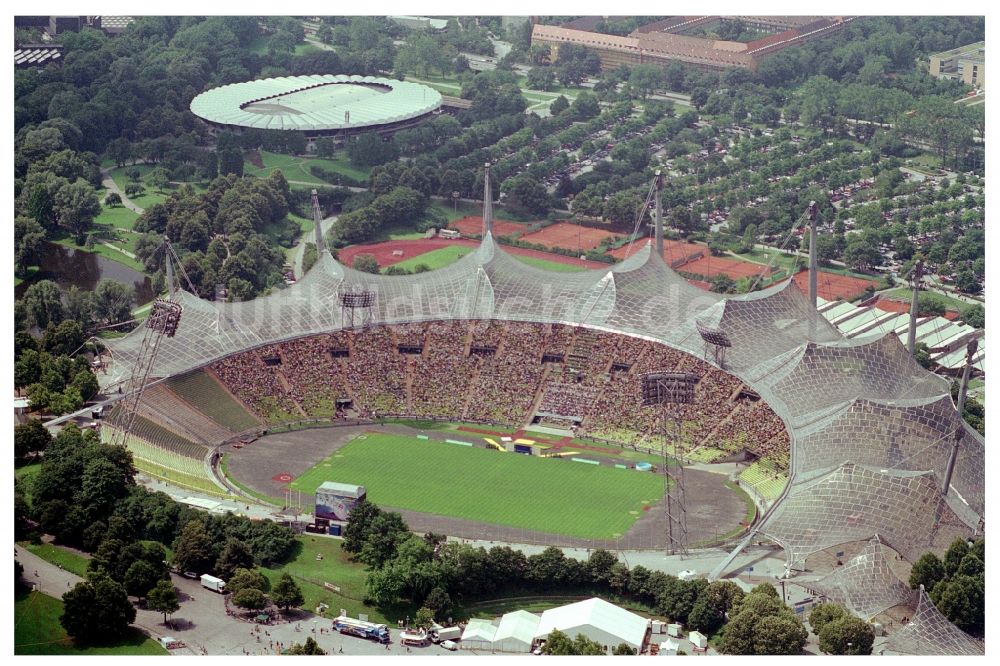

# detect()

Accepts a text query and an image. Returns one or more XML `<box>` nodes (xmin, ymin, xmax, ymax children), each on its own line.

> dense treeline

<box><xmin>15</xmin><ymin>421</ymin><xmax>297</xmax><ymax>642</ymax></box>
<box><xmin>133</xmin><ymin>169</ymin><xmax>294</xmax><ymax>300</ymax></box>
<box><xmin>342</xmin><ymin>499</ymin><xmax>808</xmax><ymax>653</ymax></box>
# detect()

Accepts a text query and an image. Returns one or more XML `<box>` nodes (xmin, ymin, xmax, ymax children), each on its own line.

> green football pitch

<box><xmin>289</xmin><ymin>432</ymin><xmax>664</xmax><ymax>539</ymax></box>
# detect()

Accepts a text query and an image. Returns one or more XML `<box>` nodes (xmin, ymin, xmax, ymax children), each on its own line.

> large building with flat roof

<box><xmin>532</xmin><ymin>16</ymin><xmax>854</xmax><ymax>72</ymax></box>
<box><xmin>929</xmin><ymin>41</ymin><xmax>985</xmax><ymax>89</ymax></box>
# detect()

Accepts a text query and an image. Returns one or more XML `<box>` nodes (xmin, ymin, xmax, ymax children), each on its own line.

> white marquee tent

<box><xmin>460</xmin><ymin>619</ymin><xmax>498</xmax><ymax>651</ymax></box>
<box><xmin>534</xmin><ymin>598</ymin><xmax>650</xmax><ymax>652</ymax></box>
<box><xmin>493</xmin><ymin>610</ymin><xmax>541</xmax><ymax>653</ymax></box>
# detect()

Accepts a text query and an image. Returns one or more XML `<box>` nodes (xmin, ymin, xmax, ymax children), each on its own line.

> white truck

<box><xmin>200</xmin><ymin>574</ymin><xmax>226</xmax><ymax>593</ymax></box>
<box><xmin>430</xmin><ymin>627</ymin><xmax>461</xmax><ymax>643</ymax></box>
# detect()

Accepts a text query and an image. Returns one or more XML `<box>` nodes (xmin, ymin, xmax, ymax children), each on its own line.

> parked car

<box><xmin>440</xmin><ymin>640</ymin><xmax>458</xmax><ymax>651</ymax></box>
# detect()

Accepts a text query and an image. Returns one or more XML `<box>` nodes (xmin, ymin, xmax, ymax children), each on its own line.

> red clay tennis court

<box><xmin>450</xmin><ymin>216</ymin><xmax>527</xmax><ymax>238</ymax></box>
<box><xmin>682</xmin><ymin>256</ymin><xmax>773</xmax><ymax>280</ymax></box>
<box><xmin>519</xmin><ymin>222</ymin><xmax>624</xmax><ymax>252</ymax></box>
<box><xmin>792</xmin><ymin>269</ymin><xmax>880</xmax><ymax>302</ymax></box>
<box><xmin>609</xmin><ymin>239</ymin><xmax>706</xmax><ymax>266</ymax></box>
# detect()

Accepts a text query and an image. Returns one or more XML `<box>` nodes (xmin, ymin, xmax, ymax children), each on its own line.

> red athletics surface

<box><xmin>271</xmin><ymin>472</ymin><xmax>294</xmax><ymax>483</ymax></box>
<box><xmin>519</xmin><ymin>222</ymin><xmax>625</xmax><ymax>252</ymax></box>
<box><xmin>449</xmin><ymin>216</ymin><xmax>527</xmax><ymax>237</ymax></box>
<box><xmin>791</xmin><ymin>268</ymin><xmax>880</xmax><ymax>302</ymax></box>
<box><xmin>337</xmin><ymin>238</ymin><xmax>609</xmax><ymax>269</ymax></box>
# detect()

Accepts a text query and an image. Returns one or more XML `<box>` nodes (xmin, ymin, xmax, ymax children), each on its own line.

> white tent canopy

<box><xmin>494</xmin><ymin>610</ymin><xmax>540</xmax><ymax>653</ymax></box>
<box><xmin>460</xmin><ymin>619</ymin><xmax>497</xmax><ymax>651</ymax></box>
<box><xmin>535</xmin><ymin>598</ymin><xmax>649</xmax><ymax>651</ymax></box>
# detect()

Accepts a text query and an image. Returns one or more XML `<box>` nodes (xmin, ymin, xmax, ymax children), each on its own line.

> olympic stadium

<box><xmin>189</xmin><ymin>74</ymin><xmax>443</xmax><ymax>136</ymax></box>
<box><xmin>95</xmin><ymin>193</ymin><xmax>984</xmax><ymax>655</ymax></box>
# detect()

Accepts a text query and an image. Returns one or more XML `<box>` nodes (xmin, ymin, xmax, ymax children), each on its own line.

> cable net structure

<box><xmin>810</xmin><ymin>535</ymin><xmax>912</xmax><ymax>621</ymax></box>
<box><xmin>99</xmin><ymin>233</ymin><xmax>983</xmax><ymax>639</ymax></box>
<box><xmin>885</xmin><ymin>586</ymin><xmax>984</xmax><ymax>656</ymax></box>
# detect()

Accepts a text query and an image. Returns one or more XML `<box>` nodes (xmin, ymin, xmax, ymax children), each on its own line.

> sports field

<box><xmin>289</xmin><ymin>432</ymin><xmax>664</xmax><ymax>539</ymax></box>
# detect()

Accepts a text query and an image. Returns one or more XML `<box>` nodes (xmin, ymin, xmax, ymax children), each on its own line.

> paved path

<box><xmin>100</xmin><ymin>166</ymin><xmax>145</xmax><ymax>214</ymax></box>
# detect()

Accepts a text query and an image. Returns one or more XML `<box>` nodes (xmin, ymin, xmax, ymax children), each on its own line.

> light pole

<box><xmin>640</xmin><ymin>371</ymin><xmax>698</xmax><ymax>556</ymax></box>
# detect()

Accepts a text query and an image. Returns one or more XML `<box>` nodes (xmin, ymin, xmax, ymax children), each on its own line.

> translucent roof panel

<box><xmin>811</xmin><ymin>536</ymin><xmax>912</xmax><ymax>620</ymax></box>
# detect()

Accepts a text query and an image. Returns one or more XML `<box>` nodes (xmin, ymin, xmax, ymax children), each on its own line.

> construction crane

<box><xmin>105</xmin><ymin>237</ymin><xmax>191</xmax><ymax>448</ymax></box>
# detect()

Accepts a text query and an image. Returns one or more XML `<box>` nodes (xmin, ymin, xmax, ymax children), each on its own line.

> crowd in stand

<box><xmin>203</xmin><ymin>321</ymin><xmax>790</xmax><ymax>464</ymax></box>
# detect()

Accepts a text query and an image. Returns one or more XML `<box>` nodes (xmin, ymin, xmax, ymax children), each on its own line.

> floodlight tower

<box><xmin>641</xmin><ymin>371</ymin><xmax>698</xmax><ymax>555</ymax></box>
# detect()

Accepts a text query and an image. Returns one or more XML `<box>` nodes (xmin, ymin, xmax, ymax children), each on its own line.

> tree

<box><xmin>423</xmin><ymin>586</ymin><xmax>452</xmax><ymax>620</ymax></box>
<box><xmin>933</xmin><ymin>575</ymin><xmax>984</xmax><ymax>636</ymax></box>
<box><xmin>808</xmin><ymin>602</ymin><xmax>849</xmax><ymax>635</ymax></box>
<box><xmin>613</xmin><ymin>643</ymin><xmax>637</xmax><ymax>655</ymax></box>
<box><xmin>227</xmin><ymin>567</ymin><xmax>270</xmax><ymax>596</ymax></box>
<box><xmin>960</xmin><ymin>304</ymin><xmax>985</xmax><ymax>328</ymax></box>
<box><xmin>60</xmin><ymin>575</ymin><xmax>136</xmax><ymax>644</ymax></box>
<box><xmin>54</xmin><ymin>179</ymin><xmax>102</xmax><ymax>243</ymax></box>
<box><xmin>352</xmin><ymin>254</ymin><xmax>380</xmax><ymax>274</ymax></box>
<box><xmin>172</xmin><ymin>520</ymin><xmax>216</xmax><ymax>575</ymax></box>
<box><xmin>570</xmin><ymin>92</ymin><xmax>600</xmax><ymax>120</ymax></box>
<box><xmin>147</xmin><ymin>580</ymin><xmax>180</xmax><ymax>625</ymax></box>
<box><xmin>14</xmin><ymin>216</ymin><xmax>45</xmax><ymax>278</ymax></box>
<box><xmin>347</xmin><ymin>133</ymin><xmax>398</xmax><ymax>168</ymax></box>
<box><xmin>710</xmin><ymin>274</ymin><xmax>737</xmax><ymax>294</ymax></box>
<box><xmin>818</xmin><ymin>615</ymin><xmax>874</xmax><ymax>655</ymax></box>
<box><xmin>942</xmin><ymin>538</ymin><xmax>970</xmax><ymax>577</ymax></box>
<box><xmin>629</xmin><ymin>64</ymin><xmax>664</xmax><ymax>99</ymax></box>
<box><xmin>909</xmin><ymin>552</ymin><xmax>946</xmax><ymax>591</ymax></box>
<box><xmin>550</xmin><ymin>95</ymin><xmax>570</xmax><ymax>116</ymax></box>
<box><xmin>43</xmin><ymin>319</ymin><xmax>85</xmax><ymax>356</ymax></box>
<box><xmin>21</xmin><ymin>280</ymin><xmax>65</xmax><ymax>329</ymax></box>
<box><xmin>753</xmin><ymin>615</ymin><xmax>808</xmax><ymax>655</ymax></box>
<box><xmin>124</xmin><ymin>559</ymin><xmax>161</xmax><ymax>599</ymax></box>
<box><xmin>215</xmin><ymin>539</ymin><xmax>256</xmax><ymax>581</ymax></box>
<box><xmin>358</xmin><ymin>512</ymin><xmax>409</xmax><ymax>568</ymax></box>
<box><xmin>500</xmin><ymin>175</ymin><xmax>551</xmax><ymax>216</ymax></box>
<box><xmin>413</xmin><ymin>606</ymin><xmax>435</xmax><ymax>630</ymax></box>
<box><xmin>343</xmin><ymin>498</ymin><xmax>382</xmax><ymax>554</ymax></box>
<box><xmin>270</xmin><ymin>573</ymin><xmax>304</xmax><ymax>612</ymax></box>
<box><xmin>15</xmin><ymin>419</ymin><xmax>52</xmax><ymax>464</ymax></box>
<box><xmin>232</xmin><ymin>588</ymin><xmax>268</xmax><ymax>612</ymax></box>
<box><xmin>288</xmin><ymin>637</ymin><xmax>327</xmax><ymax>654</ymax></box>
<box><xmin>93</xmin><ymin>280</ymin><xmax>133</xmax><ymax>325</ymax></box>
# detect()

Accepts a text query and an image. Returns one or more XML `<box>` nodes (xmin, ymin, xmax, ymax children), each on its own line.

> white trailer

<box><xmin>200</xmin><ymin>574</ymin><xmax>226</xmax><ymax>593</ymax></box>
<box><xmin>432</xmin><ymin>627</ymin><xmax>462</xmax><ymax>643</ymax></box>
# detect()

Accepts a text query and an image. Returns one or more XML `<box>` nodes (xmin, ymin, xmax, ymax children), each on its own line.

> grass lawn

<box><xmin>289</xmin><ymin>432</ymin><xmax>664</xmax><ymax>539</ymax></box>
<box><xmin>245</xmin><ymin>151</ymin><xmax>372</xmax><ymax>185</ymax></box>
<box><xmin>16</xmin><ymin>463</ymin><xmax>42</xmax><ymax>505</ymax></box>
<box><xmin>512</xmin><ymin>255</ymin><xmax>588</xmax><ymax>272</ymax></box>
<box><xmin>260</xmin><ymin>535</ymin><xmax>393</xmax><ymax>622</ymax></box>
<box><xmin>15</xmin><ymin>588</ymin><xmax>166</xmax><ymax>655</ymax></box>
<box><xmin>94</xmin><ymin>205</ymin><xmax>140</xmax><ymax>231</ymax></box>
<box><xmin>882</xmin><ymin>287</ymin><xmax>968</xmax><ymax>312</ymax></box>
<box><xmin>384</xmin><ymin>245</ymin><xmax>471</xmax><ymax>272</ymax></box>
<box><xmin>109</xmin><ymin>165</ymin><xmax>170</xmax><ymax>210</ymax></box>
<box><xmin>17</xmin><ymin>542</ymin><xmax>90</xmax><ymax>578</ymax></box>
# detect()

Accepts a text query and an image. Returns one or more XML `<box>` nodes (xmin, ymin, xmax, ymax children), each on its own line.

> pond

<box><xmin>15</xmin><ymin>241</ymin><xmax>156</xmax><ymax>305</ymax></box>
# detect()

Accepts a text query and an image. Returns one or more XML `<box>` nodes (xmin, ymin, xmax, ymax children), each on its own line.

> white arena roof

<box><xmin>189</xmin><ymin>74</ymin><xmax>443</xmax><ymax>132</ymax></box>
